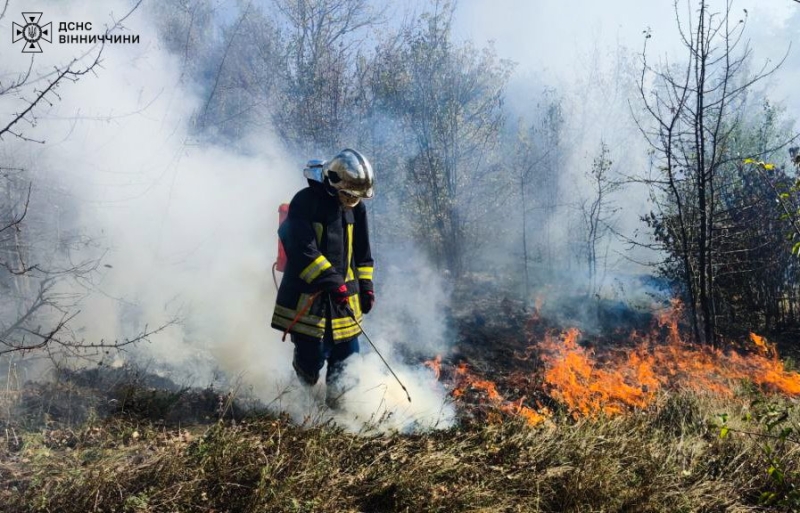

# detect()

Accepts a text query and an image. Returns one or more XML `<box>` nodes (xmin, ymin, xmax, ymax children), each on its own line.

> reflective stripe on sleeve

<box><xmin>357</xmin><ymin>266</ymin><xmax>373</xmax><ymax>280</ymax></box>
<box><xmin>299</xmin><ymin>255</ymin><xmax>332</xmax><ymax>283</ymax></box>
<box><xmin>345</xmin><ymin>224</ymin><xmax>355</xmax><ymax>282</ymax></box>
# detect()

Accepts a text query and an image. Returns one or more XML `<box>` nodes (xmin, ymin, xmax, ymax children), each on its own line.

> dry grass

<box><xmin>2</xmin><ymin>293</ymin><xmax>799</xmax><ymax>512</ymax></box>
<box><xmin>1</xmin><ymin>388</ymin><xmax>798</xmax><ymax>513</ymax></box>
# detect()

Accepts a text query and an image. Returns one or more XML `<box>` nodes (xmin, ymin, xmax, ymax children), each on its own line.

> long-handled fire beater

<box><xmin>344</xmin><ymin>305</ymin><xmax>412</xmax><ymax>403</ymax></box>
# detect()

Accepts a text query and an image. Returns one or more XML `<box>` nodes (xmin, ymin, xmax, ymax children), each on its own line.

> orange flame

<box><xmin>749</xmin><ymin>332</ymin><xmax>773</xmax><ymax>357</ymax></box>
<box><xmin>440</xmin><ymin>299</ymin><xmax>800</xmax><ymax>423</ymax></box>
<box><xmin>452</xmin><ymin>363</ymin><xmax>547</xmax><ymax>426</ymax></box>
<box><xmin>540</xmin><ymin>328</ymin><xmax>659</xmax><ymax>417</ymax></box>
<box><xmin>656</xmin><ymin>298</ymin><xmax>683</xmax><ymax>346</ymax></box>
<box><xmin>538</xmin><ymin>302</ymin><xmax>800</xmax><ymax>417</ymax></box>
<box><xmin>424</xmin><ymin>355</ymin><xmax>442</xmax><ymax>380</ymax></box>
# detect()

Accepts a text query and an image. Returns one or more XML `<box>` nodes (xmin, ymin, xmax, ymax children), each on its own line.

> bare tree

<box><xmin>270</xmin><ymin>0</ymin><xmax>384</xmax><ymax>154</ymax></box>
<box><xmin>501</xmin><ymin>96</ymin><xmax>565</xmax><ymax>303</ymax></box>
<box><xmin>0</xmin><ymin>2</ymin><xmax>164</xmax><ymax>358</ymax></box>
<box><xmin>635</xmin><ymin>0</ymin><xmax>794</xmax><ymax>344</ymax></box>
<box><xmin>580</xmin><ymin>142</ymin><xmax>620</xmax><ymax>296</ymax></box>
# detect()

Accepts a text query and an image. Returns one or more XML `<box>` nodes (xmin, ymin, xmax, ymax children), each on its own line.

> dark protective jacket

<box><xmin>271</xmin><ymin>181</ymin><xmax>374</xmax><ymax>342</ymax></box>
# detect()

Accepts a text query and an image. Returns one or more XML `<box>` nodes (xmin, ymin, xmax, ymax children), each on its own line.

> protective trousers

<box><xmin>291</xmin><ymin>333</ymin><xmax>360</xmax><ymax>386</ymax></box>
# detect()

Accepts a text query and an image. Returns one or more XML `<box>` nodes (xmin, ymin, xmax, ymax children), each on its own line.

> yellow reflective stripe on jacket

<box><xmin>333</xmin><ymin>322</ymin><xmax>363</xmax><ymax>341</ymax></box>
<box><xmin>273</xmin><ymin>304</ymin><xmax>326</xmax><ymax>328</ymax></box>
<box><xmin>356</xmin><ymin>266</ymin><xmax>373</xmax><ymax>280</ymax></box>
<box><xmin>331</xmin><ymin>318</ymin><xmax>357</xmax><ymax>328</ymax></box>
<box><xmin>312</xmin><ymin>223</ymin><xmax>323</xmax><ymax>246</ymax></box>
<box><xmin>332</xmin><ymin>295</ymin><xmax>362</xmax><ymax>340</ymax></box>
<box><xmin>273</xmin><ymin>310</ymin><xmax>362</xmax><ymax>340</ymax></box>
<box><xmin>331</xmin><ymin>318</ymin><xmax>361</xmax><ymax>329</ymax></box>
<box><xmin>345</xmin><ymin>224</ymin><xmax>355</xmax><ymax>282</ymax></box>
<box><xmin>271</xmin><ymin>307</ymin><xmax>325</xmax><ymax>338</ymax></box>
<box><xmin>299</xmin><ymin>255</ymin><xmax>332</xmax><ymax>283</ymax></box>
<box><xmin>275</xmin><ymin>293</ymin><xmax>362</xmax><ymax>340</ymax></box>
<box><xmin>349</xmin><ymin>293</ymin><xmax>362</xmax><ymax>319</ymax></box>
<box><xmin>272</xmin><ymin>314</ymin><xmax>325</xmax><ymax>338</ymax></box>
<box><xmin>329</xmin><ymin>295</ymin><xmax>361</xmax><ymax>327</ymax></box>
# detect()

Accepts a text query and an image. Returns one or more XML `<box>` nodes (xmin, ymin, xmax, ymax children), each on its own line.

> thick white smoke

<box><xmin>0</xmin><ymin>1</ymin><xmax>453</xmax><ymax>432</ymax></box>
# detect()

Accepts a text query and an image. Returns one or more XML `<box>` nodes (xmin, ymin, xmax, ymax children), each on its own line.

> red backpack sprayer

<box><xmin>271</xmin><ymin>159</ymin><xmax>323</xmax><ymax>289</ymax></box>
<box><xmin>271</xmin><ymin>202</ymin><xmax>289</xmax><ymax>289</ymax></box>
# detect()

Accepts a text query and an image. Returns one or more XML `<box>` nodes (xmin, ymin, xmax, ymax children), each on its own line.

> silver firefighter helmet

<box><xmin>323</xmin><ymin>149</ymin><xmax>374</xmax><ymax>201</ymax></box>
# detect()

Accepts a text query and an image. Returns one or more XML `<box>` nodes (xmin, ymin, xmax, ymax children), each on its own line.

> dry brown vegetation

<box><xmin>0</xmin><ymin>392</ymin><xmax>797</xmax><ymax>512</ymax></box>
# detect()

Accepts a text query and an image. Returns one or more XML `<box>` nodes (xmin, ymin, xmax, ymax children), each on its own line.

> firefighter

<box><xmin>271</xmin><ymin>148</ymin><xmax>375</xmax><ymax>407</ymax></box>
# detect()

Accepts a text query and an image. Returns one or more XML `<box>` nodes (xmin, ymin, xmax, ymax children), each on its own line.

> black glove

<box><xmin>328</xmin><ymin>282</ymin><xmax>349</xmax><ymax>306</ymax></box>
<box><xmin>359</xmin><ymin>279</ymin><xmax>374</xmax><ymax>314</ymax></box>
<box><xmin>360</xmin><ymin>290</ymin><xmax>375</xmax><ymax>314</ymax></box>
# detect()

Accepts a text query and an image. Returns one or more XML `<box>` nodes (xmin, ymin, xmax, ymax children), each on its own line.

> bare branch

<box><xmin>199</xmin><ymin>2</ymin><xmax>252</xmax><ymax>128</ymax></box>
<box><xmin>0</xmin><ymin>0</ymin><xmax>142</xmax><ymax>142</ymax></box>
<box><xmin>0</xmin><ymin>313</ymin><xmax>73</xmax><ymax>356</ymax></box>
<box><xmin>0</xmin><ymin>182</ymin><xmax>31</xmax><ymax>234</ymax></box>
<box><xmin>0</xmin><ymin>56</ymin><xmax>35</xmax><ymax>96</ymax></box>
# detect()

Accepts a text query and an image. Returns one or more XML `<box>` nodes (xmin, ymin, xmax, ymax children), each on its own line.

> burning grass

<box><xmin>536</xmin><ymin>327</ymin><xmax>800</xmax><ymax>419</ymax></box>
<box><xmin>445</xmin><ymin>299</ymin><xmax>800</xmax><ymax>425</ymax></box>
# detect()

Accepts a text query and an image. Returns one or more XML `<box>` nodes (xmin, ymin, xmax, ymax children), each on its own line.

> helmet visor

<box><xmin>339</xmin><ymin>186</ymin><xmax>373</xmax><ymax>200</ymax></box>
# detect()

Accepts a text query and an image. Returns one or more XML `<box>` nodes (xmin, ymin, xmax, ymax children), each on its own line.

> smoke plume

<box><xmin>0</xmin><ymin>1</ymin><xmax>453</xmax><ymax>432</ymax></box>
